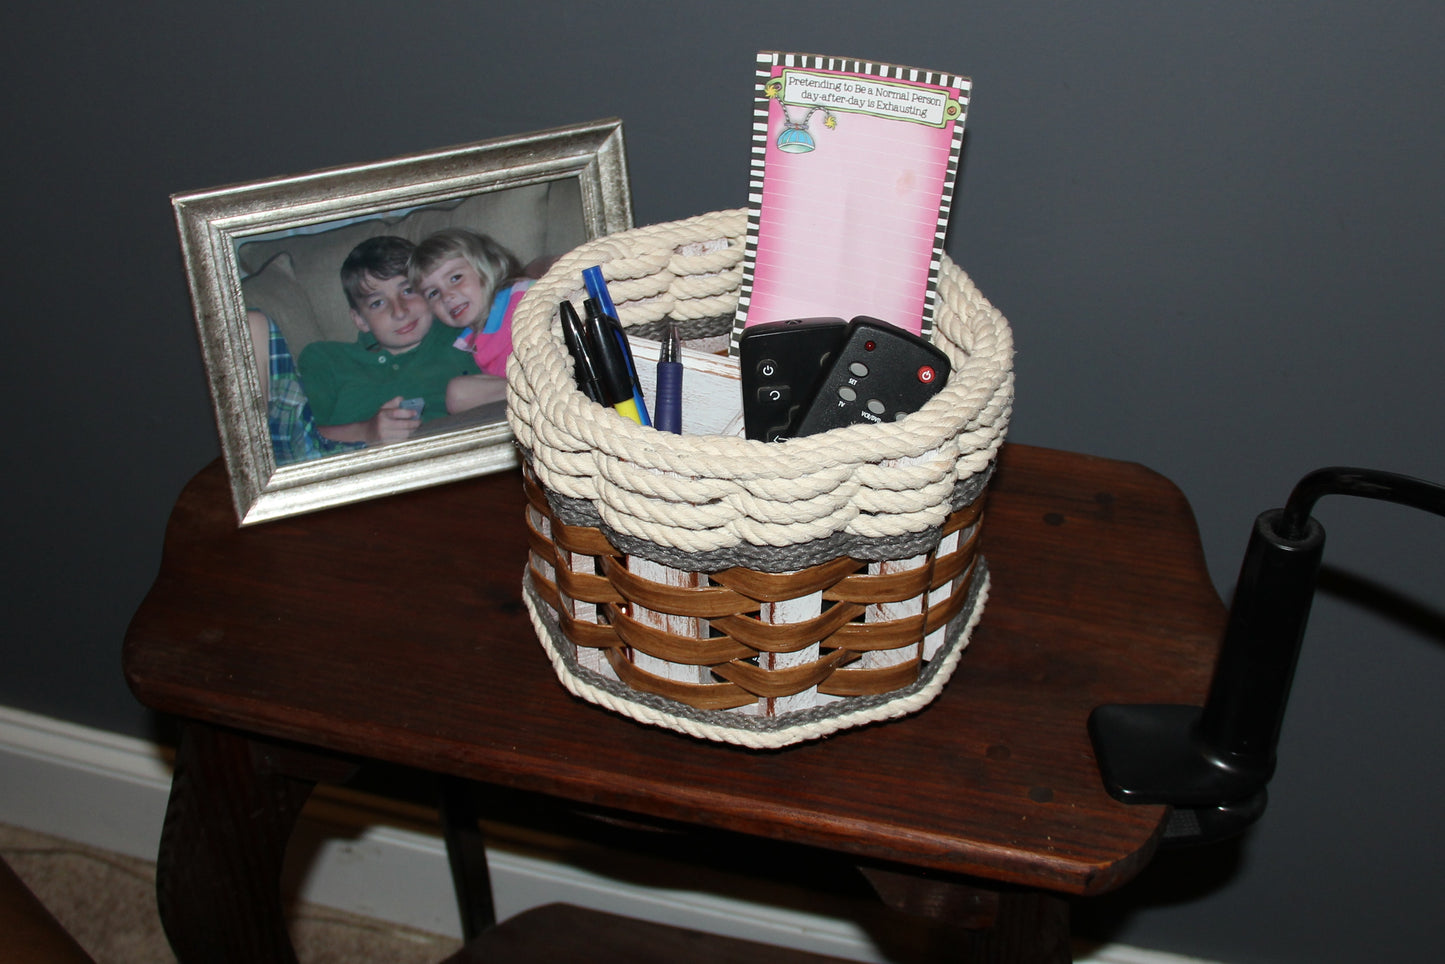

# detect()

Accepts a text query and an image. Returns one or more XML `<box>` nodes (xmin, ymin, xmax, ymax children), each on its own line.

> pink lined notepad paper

<box><xmin>732</xmin><ymin>53</ymin><xmax>970</xmax><ymax>349</ymax></box>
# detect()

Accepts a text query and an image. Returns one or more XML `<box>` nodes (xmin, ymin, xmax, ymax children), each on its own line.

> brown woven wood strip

<box><xmin>553</xmin><ymin>566</ymin><xmax>624</xmax><ymax>608</ymax></box>
<box><xmin>818</xmin><ymin>657</ymin><xmax>922</xmax><ymax>697</ymax></box>
<box><xmin>608</xmin><ymin>607</ymin><xmax>754</xmax><ymax>664</ymax></box>
<box><xmin>711</xmin><ymin>649</ymin><xmax>854</xmax><ymax>697</ymax></box>
<box><xmin>605</xmin><ymin>651</ymin><xmax>758</xmax><ymax>710</ymax></box>
<box><xmin>558</xmin><ymin>611</ymin><xmax>624</xmax><ymax>650</ymax></box>
<box><xmin>601</xmin><ymin>557</ymin><xmax>750</xmax><ymax>618</ymax></box>
<box><xmin>708</xmin><ymin>557</ymin><xmax>867</xmax><ymax>602</ymax></box>
<box><xmin>708</xmin><ymin>603</ymin><xmax>866</xmax><ymax>654</ymax></box>
<box><xmin>928</xmin><ymin>535</ymin><xmax>979</xmax><ymax>591</ymax></box>
<box><xmin>826</xmin><ymin>563</ymin><xmax>937</xmax><ymax>604</ymax></box>
<box><xmin>550</xmin><ymin>519</ymin><xmax>627</xmax><ymax>559</ymax></box>
<box><xmin>922</xmin><ymin>562</ymin><xmax>979</xmax><ymax>635</ymax></box>
<box><xmin>829</xmin><ymin>614</ymin><xmax>930</xmax><ymax>651</ymax></box>
<box><xmin>524</xmin><ymin>476</ymin><xmax>618</xmax><ymax>556</ymax></box>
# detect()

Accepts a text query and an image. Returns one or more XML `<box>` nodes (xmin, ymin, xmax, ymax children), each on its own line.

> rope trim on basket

<box><xmin>506</xmin><ymin>208</ymin><xmax>1014</xmax><ymax>558</ymax></box>
<box><xmin>539</xmin><ymin>462</ymin><xmax>994</xmax><ymax>574</ymax></box>
<box><xmin>522</xmin><ymin>562</ymin><xmax>990</xmax><ymax>749</ymax></box>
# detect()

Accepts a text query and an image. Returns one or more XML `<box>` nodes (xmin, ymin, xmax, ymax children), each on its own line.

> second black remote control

<box><xmin>793</xmin><ymin>317</ymin><xmax>951</xmax><ymax>437</ymax></box>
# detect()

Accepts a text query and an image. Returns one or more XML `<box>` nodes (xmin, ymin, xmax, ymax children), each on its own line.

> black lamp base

<box><xmin>1089</xmin><ymin>466</ymin><xmax>1445</xmax><ymax>848</ymax></box>
<box><xmin>1089</xmin><ymin>703</ymin><xmax>1269</xmax><ymax>845</ymax></box>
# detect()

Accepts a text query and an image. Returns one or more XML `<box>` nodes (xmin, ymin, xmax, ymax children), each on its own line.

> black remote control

<box><xmin>738</xmin><ymin>317</ymin><xmax>848</xmax><ymax>441</ymax></box>
<box><xmin>793</xmin><ymin>317</ymin><xmax>951</xmax><ymax>437</ymax></box>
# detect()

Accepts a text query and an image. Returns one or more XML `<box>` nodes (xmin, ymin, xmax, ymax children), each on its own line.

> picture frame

<box><xmin>174</xmin><ymin>118</ymin><xmax>633</xmax><ymax>525</ymax></box>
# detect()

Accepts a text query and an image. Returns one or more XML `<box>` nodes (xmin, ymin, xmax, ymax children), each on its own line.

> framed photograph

<box><xmin>174</xmin><ymin>118</ymin><xmax>632</xmax><ymax>525</ymax></box>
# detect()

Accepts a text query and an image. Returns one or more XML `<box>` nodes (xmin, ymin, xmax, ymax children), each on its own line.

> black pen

<box><xmin>581</xmin><ymin>301</ymin><xmax>645</xmax><ymax>425</ymax></box>
<box><xmin>560</xmin><ymin>301</ymin><xmax>604</xmax><ymax>403</ymax></box>
<box><xmin>584</xmin><ymin>297</ymin><xmax>650</xmax><ymax>427</ymax></box>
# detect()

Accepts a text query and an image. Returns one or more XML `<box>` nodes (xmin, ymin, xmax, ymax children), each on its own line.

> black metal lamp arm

<box><xmin>1089</xmin><ymin>467</ymin><xmax>1445</xmax><ymax>846</ymax></box>
<box><xmin>1280</xmin><ymin>467</ymin><xmax>1445</xmax><ymax>540</ymax></box>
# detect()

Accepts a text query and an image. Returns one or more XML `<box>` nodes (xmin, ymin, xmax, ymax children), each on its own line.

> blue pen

<box><xmin>654</xmin><ymin>321</ymin><xmax>683</xmax><ymax>434</ymax></box>
<box><xmin>582</xmin><ymin>265</ymin><xmax>618</xmax><ymax>324</ymax></box>
<box><xmin>583</xmin><ymin>267</ymin><xmax>651</xmax><ymax>427</ymax></box>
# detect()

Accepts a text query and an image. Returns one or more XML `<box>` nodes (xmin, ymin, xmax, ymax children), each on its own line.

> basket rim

<box><xmin>506</xmin><ymin>206</ymin><xmax>1013</xmax><ymax>560</ymax></box>
<box><xmin>507</xmin><ymin>209</ymin><xmax>1013</xmax><ymax>472</ymax></box>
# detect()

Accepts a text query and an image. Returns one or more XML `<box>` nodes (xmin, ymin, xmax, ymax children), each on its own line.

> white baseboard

<box><xmin>0</xmin><ymin>705</ymin><xmax>1217</xmax><ymax>964</ymax></box>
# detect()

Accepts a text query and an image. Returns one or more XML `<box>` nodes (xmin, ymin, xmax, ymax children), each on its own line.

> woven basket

<box><xmin>507</xmin><ymin>209</ymin><xmax>1013</xmax><ymax>748</ymax></box>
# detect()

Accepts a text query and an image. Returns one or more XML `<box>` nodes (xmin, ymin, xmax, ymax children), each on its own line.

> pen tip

<box><xmin>662</xmin><ymin>321</ymin><xmax>681</xmax><ymax>362</ymax></box>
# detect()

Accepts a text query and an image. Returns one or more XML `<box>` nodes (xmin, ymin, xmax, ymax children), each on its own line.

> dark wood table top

<box><xmin>123</xmin><ymin>443</ymin><xmax>1224</xmax><ymax>897</ymax></box>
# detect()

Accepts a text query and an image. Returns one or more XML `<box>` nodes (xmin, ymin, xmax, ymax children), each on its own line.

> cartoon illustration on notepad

<box><xmin>765</xmin><ymin>77</ymin><xmax>838</xmax><ymax>154</ymax></box>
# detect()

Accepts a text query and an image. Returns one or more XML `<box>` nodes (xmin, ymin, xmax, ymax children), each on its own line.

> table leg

<box><xmin>860</xmin><ymin>865</ymin><xmax>1071</xmax><ymax>963</ymax></box>
<box><xmin>439</xmin><ymin>776</ymin><xmax>497</xmax><ymax>941</ymax></box>
<box><xmin>154</xmin><ymin>723</ymin><xmax>323</xmax><ymax>964</ymax></box>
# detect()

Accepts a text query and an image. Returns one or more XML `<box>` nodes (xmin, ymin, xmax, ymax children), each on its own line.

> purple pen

<box><xmin>654</xmin><ymin>321</ymin><xmax>683</xmax><ymax>434</ymax></box>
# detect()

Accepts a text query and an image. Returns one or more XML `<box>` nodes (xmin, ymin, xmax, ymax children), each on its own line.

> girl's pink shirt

<box><xmin>455</xmin><ymin>280</ymin><xmax>532</xmax><ymax>377</ymax></box>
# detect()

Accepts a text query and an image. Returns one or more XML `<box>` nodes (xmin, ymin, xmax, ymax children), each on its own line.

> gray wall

<box><xmin>6</xmin><ymin>3</ymin><xmax>1443</xmax><ymax>961</ymax></box>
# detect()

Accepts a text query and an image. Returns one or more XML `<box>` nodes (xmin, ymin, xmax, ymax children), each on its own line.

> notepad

<box><xmin>731</xmin><ymin>52</ymin><xmax>971</xmax><ymax>349</ymax></box>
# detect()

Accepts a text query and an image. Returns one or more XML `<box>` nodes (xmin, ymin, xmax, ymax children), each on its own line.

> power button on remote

<box><xmin>917</xmin><ymin>365</ymin><xmax>939</xmax><ymax>384</ymax></box>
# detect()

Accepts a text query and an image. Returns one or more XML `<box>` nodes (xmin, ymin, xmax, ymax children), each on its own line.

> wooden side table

<box><xmin>123</xmin><ymin>443</ymin><xmax>1225</xmax><ymax>963</ymax></box>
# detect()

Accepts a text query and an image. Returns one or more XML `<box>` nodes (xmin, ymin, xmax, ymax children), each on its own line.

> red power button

<box><xmin>917</xmin><ymin>365</ymin><xmax>938</xmax><ymax>384</ymax></box>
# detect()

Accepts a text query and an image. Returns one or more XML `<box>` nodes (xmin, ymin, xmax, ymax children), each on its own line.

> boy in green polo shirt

<box><xmin>298</xmin><ymin>236</ymin><xmax>504</xmax><ymax>445</ymax></box>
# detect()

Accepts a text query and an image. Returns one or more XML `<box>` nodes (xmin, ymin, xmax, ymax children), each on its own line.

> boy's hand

<box><xmin>371</xmin><ymin>396</ymin><xmax>422</xmax><ymax>444</ymax></box>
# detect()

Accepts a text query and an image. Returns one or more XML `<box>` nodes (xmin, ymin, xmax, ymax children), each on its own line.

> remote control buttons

<box><xmin>773</xmin><ymin>317</ymin><xmax>951</xmax><ymax>438</ymax></box>
<box><xmin>738</xmin><ymin>317</ymin><xmax>850</xmax><ymax>441</ymax></box>
<box><xmin>758</xmin><ymin>385</ymin><xmax>790</xmax><ymax>404</ymax></box>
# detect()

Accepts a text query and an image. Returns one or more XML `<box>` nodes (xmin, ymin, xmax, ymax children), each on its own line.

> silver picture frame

<box><xmin>174</xmin><ymin>118</ymin><xmax>632</xmax><ymax>525</ymax></box>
